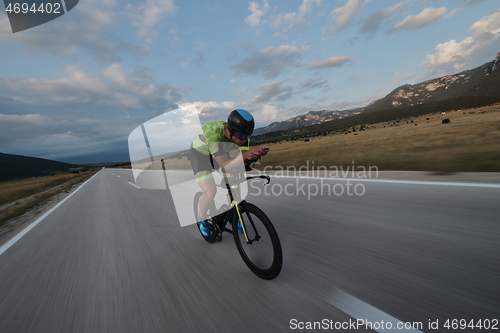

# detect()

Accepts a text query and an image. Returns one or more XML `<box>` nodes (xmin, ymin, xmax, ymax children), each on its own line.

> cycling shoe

<box><xmin>198</xmin><ymin>219</ymin><xmax>210</xmax><ymax>237</ymax></box>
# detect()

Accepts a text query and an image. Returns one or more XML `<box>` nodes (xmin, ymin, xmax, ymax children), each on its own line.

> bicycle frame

<box><xmin>192</xmin><ymin>172</ymin><xmax>282</xmax><ymax>279</ymax></box>
<box><xmin>217</xmin><ymin>174</ymin><xmax>270</xmax><ymax>244</ymax></box>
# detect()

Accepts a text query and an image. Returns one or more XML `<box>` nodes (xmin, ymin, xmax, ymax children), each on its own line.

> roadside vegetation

<box><xmin>0</xmin><ymin>170</ymin><xmax>97</xmax><ymax>226</ymax></box>
<box><xmin>108</xmin><ymin>162</ymin><xmax>132</xmax><ymax>169</ymax></box>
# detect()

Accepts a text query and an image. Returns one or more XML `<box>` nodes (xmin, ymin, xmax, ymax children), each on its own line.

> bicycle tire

<box><xmin>232</xmin><ymin>203</ymin><xmax>282</xmax><ymax>280</ymax></box>
<box><xmin>193</xmin><ymin>191</ymin><xmax>217</xmax><ymax>243</ymax></box>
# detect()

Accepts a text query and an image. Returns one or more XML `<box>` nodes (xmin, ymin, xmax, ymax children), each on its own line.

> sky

<box><xmin>0</xmin><ymin>0</ymin><xmax>499</xmax><ymax>164</ymax></box>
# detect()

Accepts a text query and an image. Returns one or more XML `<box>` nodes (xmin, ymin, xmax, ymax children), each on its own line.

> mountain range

<box><xmin>358</xmin><ymin>51</ymin><xmax>500</xmax><ymax>113</ymax></box>
<box><xmin>253</xmin><ymin>109</ymin><xmax>362</xmax><ymax>136</ymax></box>
<box><xmin>254</xmin><ymin>51</ymin><xmax>500</xmax><ymax>135</ymax></box>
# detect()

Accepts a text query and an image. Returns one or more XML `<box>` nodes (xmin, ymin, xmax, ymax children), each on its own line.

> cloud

<box><xmin>423</xmin><ymin>37</ymin><xmax>480</xmax><ymax>72</ymax></box>
<box><xmin>465</xmin><ymin>0</ymin><xmax>485</xmax><ymax>6</ymax></box>
<box><xmin>299</xmin><ymin>0</ymin><xmax>321</xmax><ymax>16</ymax></box>
<box><xmin>0</xmin><ymin>65</ymin><xmax>182</xmax><ymax>161</ymax></box>
<box><xmin>0</xmin><ymin>0</ymin><xmax>148</xmax><ymax>64</ymax></box>
<box><xmin>194</xmin><ymin>101</ymin><xmax>283</xmax><ymax>124</ymax></box>
<box><xmin>423</xmin><ymin>9</ymin><xmax>500</xmax><ymax>73</ymax></box>
<box><xmin>470</xmin><ymin>9</ymin><xmax>500</xmax><ymax>36</ymax></box>
<box><xmin>0</xmin><ymin>64</ymin><xmax>179</xmax><ymax>110</ymax></box>
<box><xmin>360</xmin><ymin>1</ymin><xmax>408</xmax><ymax>36</ymax></box>
<box><xmin>308</xmin><ymin>56</ymin><xmax>355</xmax><ymax>69</ymax></box>
<box><xmin>236</xmin><ymin>86</ymin><xmax>246</xmax><ymax>96</ymax></box>
<box><xmin>246</xmin><ymin>80</ymin><xmax>295</xmax><ymax>106</ymax></box>
<box><xmin>254</xmin><ymin>104</ymin><xmax>282</xmax><ymax>122</ymax></box>
<box><xmin>230</xmin><ymin>44</ymin><xmax>308</xmax><ymax>79</ymax></box>
<box><xmin>191</xmin><ymin>40</ymin><xmax>207</xmax><ymax>68</ymax></box>
<box><xmin>393</xmin><ymin>72</ymin><xmax>416</xmax><ymax>84</ymax></box>
<box><xmin>272</xmin><ymin>12</ymin><xmax>307</xmax><ymax>34</ymax></box>
<box><xmin>271</xmin><ymin>0</ymin><xmax>321</xmax><ymax>36</ymax></box>
<box><xmin>0</xmin><ymin>106</ymin><xmax>126</xmax><ymax>161</ymax></box>
<box><xmin>183</xmin><ymin>77</ymin><xmax>332</xmax><ymax>127</ymax></box>
<box><xmin>299</xmin><ymin>78</ymin><xmax>329</xmax><ymax>90</ymax></box>
<box><xmin>245</xmin><ymin>77</ymin><xmax>329</xmax><ymax>107</ymax></box>
<box><xmin>331</xmin><ymin>0</ymin><xmax>369</xmax><ymax>31</ymax></box>
<box><xmin>124</xmin><ymin>0</ymin><xmax>178</xmax><ymax>44</ymax></box>
<box><xmin>444</xmin><ymin>8</ymin><xmax>463</xmax><ymax>19</ymax></box>
<box><xmin>0</xmin><ymin>114</ymin><xmax>49</xmax><ymax>128</ymax></box>
<box><xmin>391</xmin><ymin>7</ymin><xmax>447</xmax><ymax>32</ymax></box>
<box><xmin>244</xmin><ymin>0</ymin><xmax>270</xmax><ymax>28</ymax></box>
<box><xmin>179</xmin><ymin>101</ymin><xmax>238</xmax><ymax>124</ymax></box>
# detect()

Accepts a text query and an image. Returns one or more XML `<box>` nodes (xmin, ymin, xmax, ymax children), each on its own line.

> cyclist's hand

<box><xmin>257</xmin><ymin>146</ymin><xmax>269</xmax><ymax>157</ymax></box>
<box><xmin>243</xmin><ymin>148</ymin><xmax>261</xmax><ymax>160</ymax></box>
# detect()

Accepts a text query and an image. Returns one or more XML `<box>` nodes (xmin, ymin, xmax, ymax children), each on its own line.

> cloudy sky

<box><xmin>0</xmin><ymin>0</ymin><xmax>499</xmax><ymax>163</ymax></box>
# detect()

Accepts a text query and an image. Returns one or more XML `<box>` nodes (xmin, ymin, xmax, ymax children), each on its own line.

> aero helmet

<box><xmin>227</xmin><ymin>109</ymin><xmax>255</xmax><ymax>138</ymax></box>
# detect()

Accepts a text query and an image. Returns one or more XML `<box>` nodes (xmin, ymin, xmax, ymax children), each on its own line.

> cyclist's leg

<box><xmin>197</xmin><ymin>177</ymin><xmax>217</xmax><ymax>220</ymax></box>
<box><xmin>189</xmin><ymin>147</ymin><xmax>216</xmax><ymax>220</ymax></box>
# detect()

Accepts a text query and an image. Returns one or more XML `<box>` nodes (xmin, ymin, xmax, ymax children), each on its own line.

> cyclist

<box><xmin>189</xmin><ymin>109</ymin><xmax>268</xmax><ymax>236</ymax></box>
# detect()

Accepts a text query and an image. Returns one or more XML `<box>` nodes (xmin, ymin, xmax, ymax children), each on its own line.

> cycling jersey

<box><xmin>192</xmin><ymin>121</ymin><xmax>250</xmax><ymax>156</ymax></box>
<box><xmin>190</xmin><ymin>121</ymin><xmax>250</xmax><ymax>182</ymax></box>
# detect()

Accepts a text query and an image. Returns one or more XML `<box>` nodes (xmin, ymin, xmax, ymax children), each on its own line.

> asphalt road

<box><xmin>0</xmin><ymin>169</ymin><xmax>498</xmax><ymax>333</ymax></box>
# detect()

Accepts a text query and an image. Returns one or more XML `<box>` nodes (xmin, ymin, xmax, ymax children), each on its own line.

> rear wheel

<box><xmin>232</xmin><ymin>203</ymin><xmax>282</xmax><ymax>280</ymax></box>
<box><xmin>193</xmin><ymin>192</ymin><xmax>217</xmax><ymax>243</ymax></box>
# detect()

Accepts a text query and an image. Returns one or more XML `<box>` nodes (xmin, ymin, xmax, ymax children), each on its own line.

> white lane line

<box><xmin>328</xmin><ymin>288</ymin><xmax>424</xmax><ymax>332</ymax></box>
<box><xmin>124</xmin><ymin>169</ymin><xmax>500</xmax><ymax>188</ymax></box>
<box><xmin>128</xmin><ymin>182</ymin><xmax>141</xmax><ymax>189</ymax></box>
<box><xmin>272</xmin><ymin>175</ymin><xmax>500</xmax><ymax>189</ymax></box>
<box><xmin>117</xmin><ymin>175</ymin><xmax>121</xmax><ymax>178</ymax></box>
<box><xmin>0</xmin><ymin>171</ymin><xmax>101</xmax><ymax>257</ymax></box>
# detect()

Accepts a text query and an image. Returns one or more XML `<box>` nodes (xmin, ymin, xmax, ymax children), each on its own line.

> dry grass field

<box><xmin>254</xmin><ymin>104</ymin><xmax>500</xmax><ymax>172</ymax></box>
<box><xmin>0</xmin><ymin>171</ymin><xmax>97</xmax><ymax>225</ymax></box>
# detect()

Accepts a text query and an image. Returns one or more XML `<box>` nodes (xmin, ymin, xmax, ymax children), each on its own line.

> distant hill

<box><xmin>0</xmin><ymin>152</ymin><xmax>80</xmax><ymax>182</ymax></box>
<box><xmin>363</xmin><ymin>51</ymin><xmax>500</xmax><ymax>113</ymax></box>
<box><xmin>80</xmin><ymin>162</ymin><xmax>125</xmax><ymax>167</ymax></box>
<box><xmin>253</xmin><ymin>109</ymin><xmax>362</xmax><ymax>136</ymax></box>
<box><xmin>253</xmin><ymin>95</ymin><xmax>500</xmax><ymax>144</ymax></box>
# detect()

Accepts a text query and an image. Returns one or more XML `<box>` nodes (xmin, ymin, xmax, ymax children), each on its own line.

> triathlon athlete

<box><xmin>189</xmin><ymin>109</ymin><xmax>268</xmax><ymax>236</ymax></box>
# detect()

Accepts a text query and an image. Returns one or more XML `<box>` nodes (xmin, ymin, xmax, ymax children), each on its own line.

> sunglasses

<box><xmin>234</xmin><ymin>131</ymin><xmax>249</xmax><ymax>140</ymax></box>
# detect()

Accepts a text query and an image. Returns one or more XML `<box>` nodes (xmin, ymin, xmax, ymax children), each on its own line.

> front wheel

<box><xmin>232</xmin><ymin>203</ymin><xmax>282</xmax><ymax>280</ymax></box>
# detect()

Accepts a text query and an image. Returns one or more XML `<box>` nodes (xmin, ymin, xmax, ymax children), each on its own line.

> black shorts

<box><xmin>189</xmin><ymin>147</ymin><xmax>225</xmax><ymax>182</ymax></box>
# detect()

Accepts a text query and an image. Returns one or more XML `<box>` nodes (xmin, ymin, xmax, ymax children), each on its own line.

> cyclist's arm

<box><xmin>212</xmin><ymin>152</ymin><xmax>231</xmax><ymax>169</ymax></box>
<box><xmin>242</xmin><ymin>147</ymin><xmax>267</xmax><ymax>160</ymax></box>
<box><xmin>212</xmin><ymin>152</ymin><xmax>243</xmax><ymax>171</ymax></box>
<box><xmin>213</xmin><ymin>147</ymin><xmax>265</xmax><ymax>171</ymax></box>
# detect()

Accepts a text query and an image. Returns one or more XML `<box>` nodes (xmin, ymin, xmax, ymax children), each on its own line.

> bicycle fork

<box><xmin>231</xmin><ymin>201</ymin><xmax>260</xmax><ymax>244</ymax></box>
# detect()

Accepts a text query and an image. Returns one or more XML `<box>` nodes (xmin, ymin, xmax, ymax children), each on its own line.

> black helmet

<box><xmin>227</xmin><ymin>109</ymin><xmax>254</xmax><ymax>138</ymax></box>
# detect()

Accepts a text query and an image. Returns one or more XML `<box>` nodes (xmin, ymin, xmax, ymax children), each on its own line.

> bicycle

<box><xmin>193</xmin><ymin>174</ymin><xmax>283</xmax><ymax>280</ymax></box>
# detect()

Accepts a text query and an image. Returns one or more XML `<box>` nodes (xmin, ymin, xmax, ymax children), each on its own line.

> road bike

<box><xmin>193</xmin><ymin>174</ymin><xmax>283</xmax><ymax>280</ymax></box>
